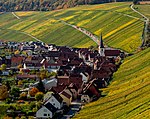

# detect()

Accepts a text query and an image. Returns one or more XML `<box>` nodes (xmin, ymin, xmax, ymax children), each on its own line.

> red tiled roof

<box><xmin>17</xmin><ymin>74</ymin><xmax>38</xmax><ymax>79</ymax></box>
<box><xmin>51</xmin><ymin>84</ymin><xmax>66</xmax><ymax>93</ymax></box>
<box><xmin>105</xmin><ymin>50</ymin><xmax>120</xmax><ymax>56</ymax></box>
<box><xmin>11</xmin><ymin>56</ymin><xmax>24</xmax><ymax>63</ymax></box>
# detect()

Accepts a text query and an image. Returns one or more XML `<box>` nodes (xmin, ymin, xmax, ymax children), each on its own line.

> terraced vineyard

<box><xmin>74</xmin><ymin>47</ymin><xmax>150</xmax><ymax>119</ymax></box>
<box><xmin>0</xmin><ymin>2</ymin><xmax>144</xmax><ymax>52</ymax></box>
<box><xmin>73</xmin><ymin>3</ymin><xmax>150</xmax><ymax>119</ymax></box>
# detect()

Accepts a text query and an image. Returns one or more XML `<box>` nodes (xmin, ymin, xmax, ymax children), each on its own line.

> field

<box><xmin>74</xmin><ymin>47</ymin><xmax>150</xmax><ymax>119</ymax></box>
<box><xmin>0</xmin><ymin>2</ymin><xmax>144</xmax><ymax>52</ymax></box>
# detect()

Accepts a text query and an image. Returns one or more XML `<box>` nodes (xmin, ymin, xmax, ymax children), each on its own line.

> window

<box><xmin>51</xmin><ymin>99</ymin><xmax>54</xmax><ymax>102</ymax></box>
<box><xmin>44</xmin><ymin>114</ymin><xmax>47</xmax><ymax>116</ymax></box>
<box><xmin>44</xmin><ymin>109</ymin><xmax>47</xmax><ymax>112</ymax></box>
<box><xmin>48</xmin><ymin>114</ymin><xmax>50</xmax><ymax>116</ymax></box>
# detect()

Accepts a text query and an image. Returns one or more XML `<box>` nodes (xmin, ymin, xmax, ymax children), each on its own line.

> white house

<box><xmin>44</xmin><ymin>92</ymin><xmax>63</xmax><ymax>109</ymax></box>
<box><xmin>30</xmin><ymin>78</ymin><xmax>57</xmax><ymax>91</ymax></box>
<box><xmin>81</xmin><ymin>94</ymin><xmax>91</xmax><ymax>103</ymax></box>
<box><xmin>36</xmin><ymin>102</ymin><xmax>57</xmax><ymax>119</ymax></box>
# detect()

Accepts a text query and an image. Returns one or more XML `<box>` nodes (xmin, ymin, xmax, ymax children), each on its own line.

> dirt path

<box><xmin>12</xmin><ymin>12</ymin><xmax>20</xmax><ymax>19</ymax></box>
<box><xmin>11</xmin><ymin>12</ymin><xmax>43</xmax><ymax>43</ymax></box>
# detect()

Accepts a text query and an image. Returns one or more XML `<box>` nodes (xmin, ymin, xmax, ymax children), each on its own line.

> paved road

<box><xmin>130</xmin><ymin>4</ymin><xmax>149</xmax><ymax>22</ymax></box>
<box><xmin>61</xmin><ymin>20</ymin><xmax>99</xmax><ymax>45</ymax></box>
<box><xmin>130</xmin><ymin>4</ymin><xmax>149</xmax><ymax>47</ymax></box>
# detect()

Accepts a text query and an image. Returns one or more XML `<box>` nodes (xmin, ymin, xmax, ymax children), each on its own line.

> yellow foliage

<box><xmin>0</xmin><ymin>85</ymin><xmax>8</xmax><ymax>100</ymax></box>
<box><xmin>15</xmin><ymin>12</ymin><xmax>37</xmax><ymax>17</ymax></box>
<box><xmin>62</xmin><ymin>15</ymin><xmax>76</xmax><ymax>21</ymax></box>
<box><xmin>3</xmin><ymin>116</ymin><xmax>13</xmax><ymax>119</ymax></box>
<box><xmin>103</xmin><ymin>19</ymin><xmax>138</xmax><ymax>39</ymax></box>
<box><xmin>18</xmin><ymin>80</ymin><xmax>23</xmax><ymax>86</ymax></box>
<box><xmin>9</xmin><ymin>20</ymin><xmax>37</xmax><ymax>30</ymax></box>
<box><xmin>77</xmin><ymin>19</ymin><xmax>91</xmax><ymax>26</ymax></box>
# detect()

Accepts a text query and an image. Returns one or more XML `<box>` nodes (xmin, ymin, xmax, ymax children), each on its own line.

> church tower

<box><xmin>99</xmin><ymin>33</ymin><xmax>105</xmax><ymax>56</ymax></box>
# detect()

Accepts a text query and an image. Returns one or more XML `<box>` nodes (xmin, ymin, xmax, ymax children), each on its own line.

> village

<box><xmin>0</xmin><ymin>35</ymin><xmax>125</xmax><ymax>119</ymax></box>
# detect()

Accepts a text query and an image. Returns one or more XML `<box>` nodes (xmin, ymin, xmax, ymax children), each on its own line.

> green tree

<box><xmin>37</xmin><ymin>79</ymin><xmax>45</xmax><ymax>93</ymax></box>
<box><xmin>10</xmin><ymin>86</ymin><xmax>20</xmax><ymax>97</ymax></box>
<box><xmin>1</xmin><ymin>64</ymin><xmax>7</xmax><ymax>70</ymax></box>
<box><xmin>35</xmin><ymin>92</ymin><xmax>44</xmax><ymax>101</ymax></box>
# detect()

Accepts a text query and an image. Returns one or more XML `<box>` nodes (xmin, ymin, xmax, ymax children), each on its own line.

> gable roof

<box><xmin>44</xmin><ymin>102</ymin><xmax>57</xmax><ymax>113</ymax></box>
<box><xmin>60</xmin><ymin>91</ymin><xmax>72</xmax><ymax>99</ymax></box>
<box><xmin>68</xmin><ymin>83</ymin><xmax>78</xmax><ymax>91</ymax></box>
<box><xmin>52</xmin><ymin>93</ymin><xmax>63</xmax><ymax>103</ymax></box>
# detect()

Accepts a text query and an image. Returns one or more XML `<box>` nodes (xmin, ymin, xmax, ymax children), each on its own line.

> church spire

<box><xmin>99</xmin><ymin>33</ymin><xmax>105</xmax><ymax>56</ymax></box>
<box><xmin>100</xmin><ymin>33</ymin><xmax>104</xmax><ymax>48</ymax></box>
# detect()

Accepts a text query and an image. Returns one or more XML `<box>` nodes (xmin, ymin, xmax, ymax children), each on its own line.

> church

<box><xmin>98</xmin><ymin>33</ymin><xmax>122</xmax><ymax>58</ymax></box>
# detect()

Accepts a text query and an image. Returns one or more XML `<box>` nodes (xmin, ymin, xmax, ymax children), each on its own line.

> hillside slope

<box><xmin>0</xmin><ymin>0</ymin><xmax>130</xmax><ymax>12</ymax></box>
<box><xmin>73</xmin><ymin>4</ymin><xmax>150</xmax><ymax>119</ymax></box>
<box><xmin>0</xmin><ymin>2</ymin><xmax>144</xmax><ymax>52</ymax></box>
<box><xmin>74</xmin><ymin>47</ymin><xmax>150</xmax><ymax>119</ymax></box>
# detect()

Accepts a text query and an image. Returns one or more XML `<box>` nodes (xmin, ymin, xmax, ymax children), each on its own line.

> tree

<box><xmin>14</xmin><ymin>50</ymin><xmax>20</xmax><ymax>55</ymax></box>
<box><xmin>37</xmin><ymin>79</ymin><xmax>45</xmax><ymax>93</ymax></box>
<box><xmin>18</xmin><ymin>80</ymin><xmax>23</xmax><ymax>86</ymax></box>
<box><xmin>133</xmin><ymin>0</ymin><xmax>139</xmax><ymax>5</ymax></box>
<box><xmin>17</xmin><ymin>64</ymin><xmax>22</xmax><ymax>69</ymax></box>
<box><xmin>1</xmin><ymin>64</ymin><xmax>7</xmax><ymax>70</ymax></box>
<box><xmin>6</xmin><ymin>81</ymin><xmax>11</xmax><ymax>91</ymax></box>
<box><xmin>29</xmin><ymin>87</ymin><xmax>39</xmax><ymax>97</ymax></box>
<box><xmin>5</xmin><ymin>98</ymin><xmax>12</xmax><ymax>104</ymax></box>
<box><xmin>3</xmin><ymin>116</ymin><xmax>13</xmax><ymax>119</ymax></box>
<box><xmin>10</xmin><ymin>86</ymin><xmax>20</xmax><ymax>97</ymax></box>
<box><xmin>19</xmin><ymin>92</ymin><xmax>27</xmax><ymax>100</ymax></box>
<box><xmin>0</xmin><ymin>85</ymin><xmax>8</xmax><ymax>100</ymax></box>
<box><xmin>29</xmin><ymin>102</ymin><xmax>36</xmax><ymax>110</ymax></box>
<box><xmin>35</xmin><ymin>92</ymin><xmax>44</xmax><ymax>101</ymax></box>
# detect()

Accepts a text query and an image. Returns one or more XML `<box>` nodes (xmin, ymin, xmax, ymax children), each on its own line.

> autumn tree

<box><xmin>19</xmin><ymin>92</ymin><xmax>27</xmax><ymax>100</ymax></box>
<box><xmin>18</xmin><ymin>80</ymin><xmax>23</xmax><ymax>86</ymax></box>
<box><xmin>29</xmin><ymin>87</ymin><xmax>39</xmax><ymax>97</ymax></box>
<box><xmin>0</xmin><ymin>85</ymin><xmax>9</xmax><ymax>100</ymax></box>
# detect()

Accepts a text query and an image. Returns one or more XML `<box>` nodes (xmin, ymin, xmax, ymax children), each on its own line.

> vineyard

<box><xmin>0</xmin><ymin>2</ymin><xmax>144</xmax><ymax>52</ymax></box>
